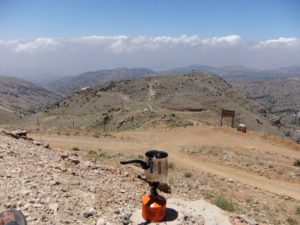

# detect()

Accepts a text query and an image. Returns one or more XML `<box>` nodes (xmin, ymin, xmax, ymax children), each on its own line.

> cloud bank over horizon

<box><xmin>0</xmin><ymin>35</ymin><xmax>299</xmax><ymax>80</ymax></box>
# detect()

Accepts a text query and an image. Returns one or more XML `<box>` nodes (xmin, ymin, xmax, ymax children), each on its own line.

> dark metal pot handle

<box><xmin>120</xmin><ymin>160</ymin><xmax>149</xmax><ymax>169</ymax></box>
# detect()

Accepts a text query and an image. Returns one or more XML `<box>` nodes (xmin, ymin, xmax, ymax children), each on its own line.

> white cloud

<box><xmin>14</xmin><ymin>38</ymin><xmax>61</xmax><ymax>53</ymax></box>
<box><xmin>76</xmin><ymin>35</ymin><xmax>128</xmax><ymax>43</ymax></box>
<box><xmin>202</xmin><ymin>35</ymin><xmax>242</xmax><ymax>46</ymax></box>
<box><xmin>0</xmin><ymin>35</ymin><xmax>299</xmax><ymax>80</ymax></box>
<box><xmin>0</xmin><ymin>39</ymin><xmax>20</xmax><ymax>47</ymax></box>
<box><xmin>70</xmin><ymin>34</ymin><xmax>243</xmax><ymax>53</ymax></box>
<box><xmin>0</xmin><ymin>35</ymin><xmax>245</xmax><ymax>54</ymax></box>
<box><xmin>256</xmin><ymin>37</ymin><xmax>299</xmax><ymax>48</ymax></box>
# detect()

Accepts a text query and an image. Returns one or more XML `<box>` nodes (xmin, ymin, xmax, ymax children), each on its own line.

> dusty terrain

<box><xmin>27</xmin><ymin>124</ymin><xmax>300</xmax><ymax>225</ymax></box>
<box><xmin>1</xmin><ymin>71</ymin><xmax>300</xmax><ymax>225</ymax></box>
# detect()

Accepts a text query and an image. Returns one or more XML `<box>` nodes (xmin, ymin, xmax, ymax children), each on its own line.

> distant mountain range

<box><xmin>165</xmin><ymin>65</ymin><xmax>300</xmax><ymax>78</ymax></box>
<box><xmin>41</xmin><ymin>65</ymin><xmax>300</xmax><ymax>96</ymax></box>
<box><xmin>44</xmin><ymin>67</ymin><xmax>156</xmax><ymax>95</ymax></box>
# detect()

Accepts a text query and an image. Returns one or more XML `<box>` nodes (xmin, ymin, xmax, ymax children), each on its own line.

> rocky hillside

<box><xmin>226</xmin><ymin>76</ymin><xmax>300</xmax><ymax>142</ymax></box>
<box><xmin>167</xmin><ymin>65</ymin><xmax>300</xmax><ymax>78</ymax></box>
<box><xmin>44</xmin><ymin>68</ymin><xmax>156</xmax><ymax>95</ymax></box>
<box><xmin>26</xmin><ymin>71</ymin><xmax>281</xmax><ymax>136</ymax></box>
<box><xmin>0</xmin><ymin>76</ymin><xmax>62</xmax><ymax>115</ymax></box>
<box><xmin>0</xmin><ymin>107</ymin><xmax>20</xmax><ymax>124</ymax></box>
<box><xmin>0</xmin><ymin>129</ymin><xmax>254</xmax><ymax>225</ymax></box>
<box><xmin>2</xmin><ymin>124</ymin><xmax>300</xmax><ymax>224</ymax></box>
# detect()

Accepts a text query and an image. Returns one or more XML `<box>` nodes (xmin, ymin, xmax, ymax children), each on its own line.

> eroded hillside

<box><xmin>0</xmin><ymin>77</ymin><xmax>62</xmax><ymax>115</ymax></box>
<box><xmin>27</xmin><ymin>72</ymin><xmax>281</xmax><ymax>136</ymax></box>
<box><xmin>226</xmin><ymin>76</ymin><xmax>300</xmax><ymax>142</ymax></box>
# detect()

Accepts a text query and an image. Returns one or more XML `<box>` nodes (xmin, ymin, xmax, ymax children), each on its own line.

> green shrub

<box><xmin>72</xmin><ymin>147</ymin><xmax>80</xmax><ymax>151</ymax></box>
<box><xmin>87</xmin><ymin>150</ymin><xmax>107</xmax><ymax>159</ymax></box>
<box><xmin>296</xmin><ymin>206</ymin><xmax>300</xmax><ymax>215</ymax></box>
<box><xmin>213</xmin><ymin>196</ymin><xmax>235</xmax><ymax>212</ymax></box>
<box><xmin>184</xmin><ymin>171</ymin><xmax>193</xmax><ymax>178</ymax></box>
<box><xmin>293</xmin><ymin>160</ymin><xmax>300</xmax><ymax>167</ymax></box>
<box><xmin>168</xmin><ymin>162</ymin><xmax>175</xmax><ymax>170</ymax></box>
<box><xmin>245</xmin><ymin>197</ymin><xmax>252</xmax><ymax>203</ymax></box>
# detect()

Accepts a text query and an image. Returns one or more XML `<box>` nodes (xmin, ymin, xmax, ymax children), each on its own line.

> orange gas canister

<box><xmin>142</xmin><ymin>194</ymin><xmax>166</xmax><ymax>222</ymax></box>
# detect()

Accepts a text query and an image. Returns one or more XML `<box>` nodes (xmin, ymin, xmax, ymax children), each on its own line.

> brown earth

<box><xmin>30</xmin><ymin>124</ymin><xmax>300</xmax><ymax>224</ymax></box>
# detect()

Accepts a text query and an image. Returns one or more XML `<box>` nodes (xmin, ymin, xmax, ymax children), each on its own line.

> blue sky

<box><xmin>1</xmin><ymin>0</ymin><xmax>299</xmax><ymax>40</ymax></box>
<box><xmin>0</xmin><ymin>0</ymin><xmax>299</xmax><ymax>80</ymax></box>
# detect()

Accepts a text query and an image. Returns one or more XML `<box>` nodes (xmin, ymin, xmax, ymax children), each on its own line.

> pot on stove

<box><xmin>120</xmin><ymin>150</ymin><xmax>168</xmax><ymax>183</ymax></box>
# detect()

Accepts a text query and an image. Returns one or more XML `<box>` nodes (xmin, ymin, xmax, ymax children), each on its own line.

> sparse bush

<box><xmin>296</xmin><ymin>206</ymin><xmax>300</xmax><ymax>215</ymax></box>
<box><xmin>93</xmin><ymin>133</ymin><xmax>100</xmax><ymax>138</ymax></box>
<box><xmin>287</xmin><ymin>217</ymin><xmax>298</xmax><ymax>225</ymax></box>
<box><xmin>87</xmin><ymin>150</ymin><xmax>107</xmax><ymax>159</ymax></box>
<box><xmin>98</xmin><ymin>152</ymin><xmax>107</xmax><ymax>158</ymax></box>
<box><xmin>245</xmin><ymin>197</ymin><xmax>252</xmax><ymax>203</ymax></box>
<box><xmin>88</xmin><ymin>150</ymin><xmax>97</xmax><ymax>156</ymax></box>
<box><xmin>213</xmin><ymin>196</ymin><xmax>235</xmax><ymax>212</ymax></box>
<box><xmin>203</xmin><ymin>191</ymin><xmax>214</xmax><ymax>200</ymax></box>
<box><xmin>293</xmin><ymin>160</ymin><xmax>300</xmax><ymax>167</ymax></box>
<box><xmin>168</xmin><ymin>162</ymin><xmax>175</xmax><ymax>170</ymax></box>
<box><xmin>72</xmin><ymin>147</ymin><xmax>80</xmax><ymax>151</ymax></box>
<box><xmin>184</xmin><ymin>171</ymin><xmax>193</xmax><ymax>178</ymax></box>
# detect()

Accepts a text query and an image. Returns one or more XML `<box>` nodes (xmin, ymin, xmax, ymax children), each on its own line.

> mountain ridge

<box><xmin>0</xmin><ymin>76</ymin><xmax>62</xmax><ymax>116</ymax></box>
<box><xmin>26</xmin><ymin>71</ymin><xmax>282</xmax><ymax>136</ymax></box>
<box><xmin>164</xmin><ymin>65</ymin><xmax>300</xmax><ymax>78</ymax></box>
<box><xmin>44</xmin><ymin>67</ymin><xmax>157</xmax><ymax>95</ymax></box>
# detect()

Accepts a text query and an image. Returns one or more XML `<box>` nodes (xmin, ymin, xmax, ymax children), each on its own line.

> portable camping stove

<box><xmin>120</xmin><ymin>150</ymin><xmax>171</xmax><ymax>222</ymax></box>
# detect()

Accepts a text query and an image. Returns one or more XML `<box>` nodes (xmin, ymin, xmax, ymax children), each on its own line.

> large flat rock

<box><xmin>131</xmin><ymin>198</ymin><xmax>232</xmax><ymax>225</ymax></box>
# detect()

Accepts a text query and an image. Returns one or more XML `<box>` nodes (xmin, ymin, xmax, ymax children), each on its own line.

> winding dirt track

<box><xmin>31</xmin><ymin>125</ymin><xmax>300</xmax><ymax>201</ymax></box>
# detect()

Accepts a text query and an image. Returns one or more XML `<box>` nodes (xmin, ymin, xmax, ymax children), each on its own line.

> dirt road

<box><xmin>31</xmin><ymin>125</ymin><xmax>300</xmax><ymax>200</ymax></box>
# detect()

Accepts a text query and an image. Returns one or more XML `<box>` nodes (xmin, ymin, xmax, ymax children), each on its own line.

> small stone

<box><xmin>83</xmin><ymin>208</ymin><xmax>97</xmax><ymax>218</ymax></box>
<box><xmin>123</xmin><ymin>211</ymin><xmax>132</xmax><ymax>220</ymax></box>
<box><xmin>43</xmin><ymin>143</ymin><xmax>50</xmax><ymax>148</ymax></box>
<box><xmin>49</xmin><ymin>203</ymin><xmax>59</xmax><ymax>213</ymax></box>
<box><xmin>12</xmin><ymin>129</ymin><xmax>27</xmax><ymax>137</ymax></box>
<box><xmin>228</xmin><ymin>178</ymin><xmax>234</xmax><ymax>183</ymax></box>
<box><xmin>69</xmin><ymin>158</ymin><xmax>80</xmax><ymax>165</ymax></box>
<box><xmin>32</xmin><ymin>141</ymin><xmax>42</xmax><ymax>146</ymax></box>
<box><xmin>114</xmin><ymin>208</ymin><xmax>120</xmax><ymax>214</ymax></box>
<box><xmin>96</xmin><ymin>218</ymin><xmax>106</xmax><ymax>225</ymax></box>
<box><xmin>61</xmin><ymin>153</ymin><xmax>69</xmax><ymax>160</ymax></box>
<box><xmin>50</xmin><ymin>180</ymin><xmax>61</xmax><ymax>185</ymax></box>
<box><xmin>122</xmin><ymin>218</ymin><xmax>130</xmax><ymax>225</ymax></box>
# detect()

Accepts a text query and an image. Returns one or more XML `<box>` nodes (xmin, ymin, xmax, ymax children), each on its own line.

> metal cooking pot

<box><xmin>120</xmin><ymin>150</ymin><xmax>168</xmax><ymax>183</ymax></box>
